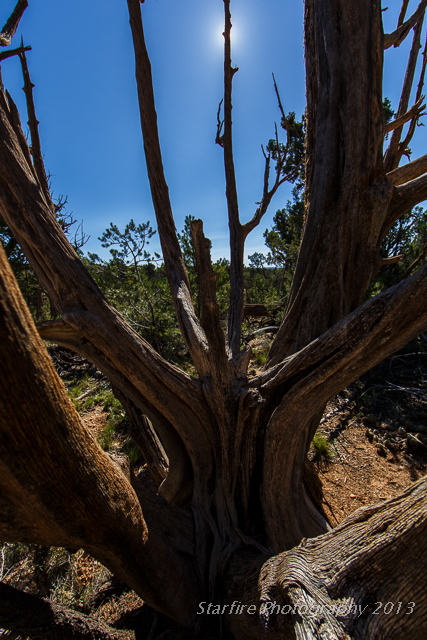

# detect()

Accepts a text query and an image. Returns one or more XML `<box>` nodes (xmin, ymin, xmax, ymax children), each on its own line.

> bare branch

<box><xmin>0</xmin><ymin>0</ymin><xmax>28</xmax><ymax>47</ymax></box>
<box><xmin>4</xmin><ymin>88</ymin><xmax>38</xmax><ymax>185</ymax></box>
<box><xmin>0</xmin><ymin>44</ymin><xmax>30</xmax><ymax>62</ymax></box>
<box><xmin>387</xmin><ymin>172</ymin><xmax>427</xmax><ymax>226</ymax></box>
<box><xmin>18</xmin><ymin>42</ymin><xmax>51</xmax><ymax>204</ymax></box>
<box><xmin>242</xmin><ymin>77</ymin><xmax>301</xmax><ymax>240</ymax></box>
<box><xmin>398</xmin><ymin>0</ymin><xmax>410</xmax><ymax>27</ymax></box>
<box><xmin>215</xmin><ymin>98</ymin><xmax>224</xmax><ymax>147</ymax></box>
<box><xmin>401</xmin><ymin>241</ymin><xmax>427</xmax><ymax>279</ymax></box>
<box><xmin>190</xmin><ymin>219</ymin><xmax>228</xmax><ymax>378</ymax></box>
<box><xmin>242</xmin><ymin>153</ymin><xmax>272</xmax><ymax>239</ymax></box>
<box><xmin>397</xmin><ymin>29</ymin><xmax>427</xmax><ymax>162</ymax></box>
<box><xmin>272</xmin><ymin>73</ymin><xmax>287</xmax><ymax>126</ymax></box>
<box><xmin>384</xmin><ymin>18</ymin><xmax>424</xmax><ymax>172</ymax></box>
<box><xmin>126</xmin><ymin>0</ymin><xmax>210</xmax><ymax>377</ymax></box>
<box><xmin>384</xmin><ymin>96</ymin><xmax>426</xmax><ymax>133</ymax></box>
<box><xmin>387</xmin><ymin>152</ymin><xmax>427</xmax><ymax>185</ymax></box>
<box><xmin>111</xmin><ymin>385</ymin><xmax>169</xmax><ymax>487</ymax></box>
<box><xmin>382</xmin><ymin>254</ymin><xmax>404</xmax><ymax>265</ymax></box>
<box><xmin>384</xmin><ymin>0</ymin><xmax>427</xmax><ymax>49</ymax></box>
<box><xmin>262</xmin><ymin>264</ymin><xmax>427</xmax><ymax>397</ymax></box>
<box><xmin>220</xmin><ymin>0</ymin><xmax>245</xmax><ymax>359</ymax></box>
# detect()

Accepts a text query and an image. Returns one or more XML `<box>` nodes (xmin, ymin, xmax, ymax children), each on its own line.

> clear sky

<box><xmin>1</xmin><ymin>0</ymin><xmax>426</xmax><ymax>263</ymax></box>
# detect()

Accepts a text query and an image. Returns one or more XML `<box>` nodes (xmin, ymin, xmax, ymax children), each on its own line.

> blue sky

<box><xmin>1</xmin><ymin>0</ymin><xmax>426</xmax><ymax>263</ymax></box>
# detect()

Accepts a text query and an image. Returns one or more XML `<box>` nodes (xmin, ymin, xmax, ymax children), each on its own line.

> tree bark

<box><xmin>0</xmin><ymin>0</ymin><xmax>427</xmax><ymax>638</ymax></box>
<box><xmin>0</xmin><ymin>243</ymin><xmax>198</xmax><ymax>626</ymax></box>
<box><xmin>267</xmin><ymin>0</ymin><xmax>389</xmax><ymax>365</ymax></box>
<box><xmin>224</xmin><ymin>476</ymin><xmax>427</xmax><ymax>640</ymax></box>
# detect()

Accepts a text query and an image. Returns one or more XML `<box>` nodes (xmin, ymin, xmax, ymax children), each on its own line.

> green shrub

<box><xmin>311</xmin><ymin>433</ymin><xmax>332</xmax><ymax>465</ymax></box>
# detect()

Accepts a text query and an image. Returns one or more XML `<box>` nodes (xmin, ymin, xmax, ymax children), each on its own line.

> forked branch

<box><xmin>261</xmin><ymin>263</ymin><xmax>427</xmax><ymax>549</ymax></box>
<box><xmin>0</xmin><ymin>244</ymin><xmax>199</xmax><ymax>625</ymax></box>
<box><xmin>384</xmin><ymin>0</ymin><xmax>427</xmax><ymax>49</ymax></box>
<box><xmin>242</xmin><ymin>77</ymin><xmax>302</xmax><ymax>239</ymax></box>
<box><xmin>384</xmin><ymin>17</ymin><xmax>425</xmax><ymax>171</ymax></box>
<box><xmin>19</xmin><ymin>42</ymin><xmax>51</xmax><ymax>204</ymax></box>
<box><xmin>398</xmin><ymin>0</ymin><xmax>411</xmax><ymax>28</ymax></box>
<box><xmin>0</xmin><ymin>79</ymin><xmax>214</xmax><ymax>474</ymax></box>
<box><xmin>36</xmin><ymin>319</ymin><xmax>195</xmax><ymax>507</ymax></box>
<box><xmin>384</xmin><ymin>96</ymin><xmax>426</xmax><ymax>133</ymax></box>
<box><xmin>0</xmin><ymin>44</ymin><xmax>30</xmax><ymax>63</ymax></box>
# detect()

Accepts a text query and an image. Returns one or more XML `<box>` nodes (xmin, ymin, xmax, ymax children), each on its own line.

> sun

<box><xmin>214</xmin><ymin>22</ymin><xmax>239</xmax><ymax>48</ymax></box>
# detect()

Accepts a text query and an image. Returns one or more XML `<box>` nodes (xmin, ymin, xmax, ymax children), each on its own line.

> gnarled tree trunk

<box><xmin>0</xmin><ymin>0</ymin><xmax>427</xmax><ymax>638</ymax></box>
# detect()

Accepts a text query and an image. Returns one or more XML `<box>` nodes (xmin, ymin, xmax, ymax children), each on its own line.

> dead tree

<box><xmin>1</xmin><ymin>0</ymin><xmax>427</xmax><ymax>638</ymax></box>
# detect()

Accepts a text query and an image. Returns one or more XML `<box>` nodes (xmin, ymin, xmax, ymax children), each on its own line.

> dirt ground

<box><xmin>80</xmin><ymin>407</ymin><xmax>109</xmax><ymax>438</ymax></box>
<box><xmin>315</xmin><ymin>409</ymin><xmax>427</xmax><ymax>525</ymax></box>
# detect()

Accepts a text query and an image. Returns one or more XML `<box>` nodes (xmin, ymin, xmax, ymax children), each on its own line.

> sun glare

<box><xmin>214</xmin><ymin>23</ymin><xmax>239</xmax><ymax>48</ymax></box>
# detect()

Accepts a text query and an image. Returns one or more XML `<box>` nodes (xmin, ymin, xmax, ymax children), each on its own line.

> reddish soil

<box><xmin>80</xmin><ymin>407</ymin><xmax>109</xmax><ymax>438</ymax></box>
<box><xmin>315</xmin><ymin>410</ymin><xmax>427</xmax><ymax>525</ymax></box>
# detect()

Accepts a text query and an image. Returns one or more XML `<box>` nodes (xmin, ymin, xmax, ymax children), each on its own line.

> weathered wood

<box><xmin>0</xmin><ymin>0</ymin><xmax>28</xmax><ymax>47</ymax></box>
<box><xmin>243</xmin><ymin>304</ymin><xmax>269</xmax><ymax>318</ymax></box>
<box><xmin>383</xmin><ymin>0</ymin><xmax>427</xmax><ymax>49</ymax></box>
<box><xmin>221</xmin><ymin>0</ymin><xmax>244</xmax><ymax>359</ymax></box>
<box><xmin>0</xmin><ymin>83</ymin><xmax>217</xmax><ymax>501</ymax></box>
<box><xmin>387</xmin><ymin>172</ymin><xmax>427</xmax><ymax>228</ymax></box>
<box><xmin>384</xmin><ymin>97</ymin><xmax>425</xmax><ymax>134</ymax></box>
<box><xmin>111</xmin><ymin>385</ymin><xmax>169</xmax><ymax>486</ymax></box>
<box><xmin>387</xmin><ymin>152</ymin><xmax>427</xmax><ymax>185</ymax></box>
<box><xmin>258</xmin><ymin>477</ymin><xmax>427</xmax><ymax>640</ymax></box>
<box><xmin>267</xmin><ymin>0</ymin><xmax>390</xmax><ymax>366</ymax></box>
<box><xmin>190</xmin><ymin>218</ymin><xmax>229</xmax><ymax>380</ymax></box>
<box><xmin>223</xmin><ymin>477</ymin><xmax>427</xmax><ymax>640</ymax></box>
<box><xmin>126</xmin><ymin>0</ymin><xmax>210</xmax><ymax>377</ymax></box>
<box><xmin>0</xmin><ymin>244</ymin><xmax>199</xmax><ymax>625</ymax></box>
<box><xmin>1</xmin><ymin>1</ymin><xmax>427</xmax><ymax>638</ymax></box>
<box><xmin>261</xmin><ymin>263</ymin><xmax>427</xmax><ymax>551</ymax></box>
<box><xmin>384</xmin><ymin>18</ymin><xmax>424</xmax><ymax>173</ymax></box>
<box><xmin>36</xmin><ymin>320</ymin><xmax>195</xmax><ymax>507</ymax></box>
